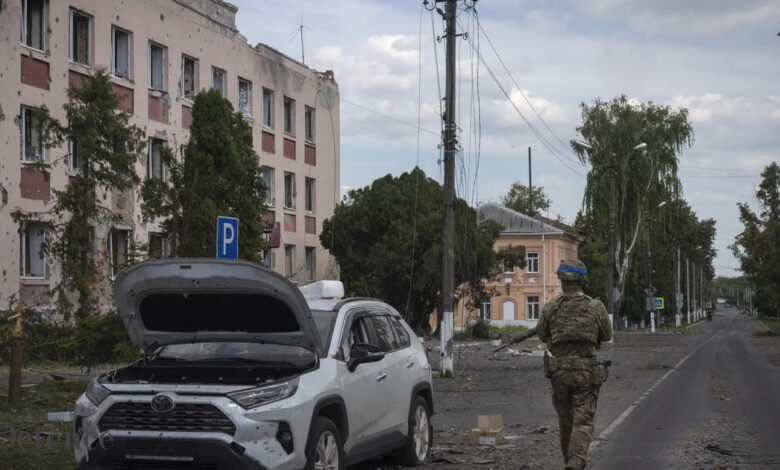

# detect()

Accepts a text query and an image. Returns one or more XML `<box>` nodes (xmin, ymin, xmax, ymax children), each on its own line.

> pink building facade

<box><xmin>0</xmin><ymin>0</ymin><xmax>340</xmax><ymax>311</ymax></box>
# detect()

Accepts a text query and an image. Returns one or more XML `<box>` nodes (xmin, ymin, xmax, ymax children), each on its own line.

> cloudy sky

<box><xmin>232</xmin><ymin>0</ymin><xmax>780</xmax><ymax>277</ymax></box>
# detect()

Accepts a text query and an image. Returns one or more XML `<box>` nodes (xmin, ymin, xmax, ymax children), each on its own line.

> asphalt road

<box><xmin>592</xmin><ymin>308</ymin><xmax>780</xmax><ymax>469</ymax></box>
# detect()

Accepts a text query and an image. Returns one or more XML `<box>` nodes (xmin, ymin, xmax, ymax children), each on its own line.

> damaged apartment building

<box><xmin>0</xmin><ymin>0</ymin><xmax>341</xmax><ymax>311</ymax></box>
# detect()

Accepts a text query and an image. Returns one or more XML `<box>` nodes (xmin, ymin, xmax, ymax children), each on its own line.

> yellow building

<box><xmin>454</xmin><ymin>203</ymin><xmax>580</xmax><ymax>329</ymax></box>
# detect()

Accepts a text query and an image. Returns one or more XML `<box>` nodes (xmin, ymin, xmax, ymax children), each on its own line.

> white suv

<box><xmin>74</xmin><ymin>259</ymin><xmax>433</xmax><ymax>470</ymax></box>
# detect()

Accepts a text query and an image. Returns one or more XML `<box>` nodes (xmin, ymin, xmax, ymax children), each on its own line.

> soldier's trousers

<box><xmin>550</xmin><ymin>370</ymin><xmax>601</xmax><ymax>469</ymax></box>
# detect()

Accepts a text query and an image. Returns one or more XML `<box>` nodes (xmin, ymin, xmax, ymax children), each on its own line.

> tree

<box><xmin>732</xmin><ymin>162</ymin><xmax>780</xmax><ymax>316</ymax></box>
<box><xmin>141</xmin><ymin>89</ymin><xmax>267</xmax><ymax>262</ymax></box>
<box><xmin>13</xmin><ymin>70</ymin><xmax>145</xmax><ymax>319</ymax></box>
<box><xmin>572</xmin><ymin>95</ymin><xmax>694</xmax><ymax>320</ymax></box>
<box><xmin>320</xmin><ymin>168</ymin><xmax>501</xmax><ymax>331</ymax></box>
<box><xmin>501</xmin><ymin>182</ymin><xmax>551</xmax><ymax>216</ymax></box>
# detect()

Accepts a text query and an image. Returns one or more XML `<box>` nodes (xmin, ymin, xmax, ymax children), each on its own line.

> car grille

<box><xmin>114</xmin><ymin>462</ymin><xmax>219</xmax><ymax>470</ymax></box>
<box><xmin>98</xmin><ymin>402</ymin><xmax>236</xmax><ymax>435</ymax></box>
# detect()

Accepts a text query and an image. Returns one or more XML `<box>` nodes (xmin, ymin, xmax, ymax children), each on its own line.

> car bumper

<box><xmin>74</xmin><ymin>393</ymin><xmax>312</xmax><ymax>470</ymax></box>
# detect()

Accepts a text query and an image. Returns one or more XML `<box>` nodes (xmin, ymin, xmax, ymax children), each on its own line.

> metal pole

<box><xmin>439</xmin><ymin>0</ymin><xmax>457</xmax><ymax>377</ymax></box>
<box><xmin>686</xmin><ymin>257</ymin><xmax>691</xmax><ymax>323</ymax></box>
<box><xmin>8</xmin><ymin>305</ymin><xmax>24</xmax><ymax>403</ymax></box>
<box><xmin>607</xmin><ymin>164</ymin><xmax>617</xmax><ymax>331</ymax></box>
<box><xmin>676</xmin><ymin>248</ymin><xmax>681</xmax><ymax>327</ymax></box>
<box><xmin>647</xmin><ymin>218</ymin><xmax>655</xmax><ymax>333</ymax></box>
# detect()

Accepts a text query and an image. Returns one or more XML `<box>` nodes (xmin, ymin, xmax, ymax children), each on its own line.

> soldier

<box><xmin>537</xmin><ymin>259</ymin><xmax>612</xmax><ymax>470</ymax></box>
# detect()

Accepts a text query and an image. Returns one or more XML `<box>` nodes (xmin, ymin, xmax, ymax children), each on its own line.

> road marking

<box><xmin>592</xmin><ymin>333</ymin><xmax>718</xmax><ymax>450</ymax></box>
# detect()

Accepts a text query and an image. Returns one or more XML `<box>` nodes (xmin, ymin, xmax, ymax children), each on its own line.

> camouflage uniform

<box><xmin>537</xmin><ymin>260</ymin><xmax>612</xmax><ymax>470</ymax></box>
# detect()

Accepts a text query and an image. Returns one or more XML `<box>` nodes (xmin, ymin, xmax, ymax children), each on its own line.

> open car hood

<box><xmin>114</xmin><ymin>259</ymin><xmax>321</xmax><ymax>353</ymax></box>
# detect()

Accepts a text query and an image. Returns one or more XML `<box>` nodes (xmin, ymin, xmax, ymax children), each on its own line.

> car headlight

<box><xmin>228</xmin><ymin>377</ymin><xmax>299</xmax><ymax>409</ymax></box>
<box><xmin>85</xmin><ymin>378</ymin><xmax>111</xmax><ymax>406</ymax></box>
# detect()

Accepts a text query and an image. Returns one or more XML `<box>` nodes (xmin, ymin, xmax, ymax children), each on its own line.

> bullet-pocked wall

<box><xmin>0</xmin><ymin>0</ymin><xmax>340</xmax><ymax>311</ymax></box>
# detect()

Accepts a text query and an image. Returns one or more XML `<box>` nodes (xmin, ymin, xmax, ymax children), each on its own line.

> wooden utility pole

<box><xmin>8</xmin><ymin>305</ymin><xmax>25</xmax><ymax>403</ymax></box>
<box><xmin>439</xmin><ymin>0</ymin><xmax>458</xmax><ymax>377</ymax></box>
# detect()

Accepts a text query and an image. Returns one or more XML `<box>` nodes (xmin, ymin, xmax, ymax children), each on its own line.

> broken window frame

<box><xmin>20</xmin><ymin>106</ymin><xmax>44</xmax><ymax>163</ymax></box>
<box><xmin>263</xmin><ymin>166</ymin><xmax>275</xmax><ymax>205</ymax></box>
<box><xmin>304</xmin><ymin>106</ymin><xmax>315</xmax><ymax>142</ymax></box>
<box><xmin>212</xmin><ymin>66</ymin><xmax>226</xmax><ymax>97</ymax></box>
<box><xmin>111</xmin><ymin>25</ymin><xmax>132</xmax><ymax>79</ymax></box>
<box><xmin>238</xmin><ymin>77</ymin><xmax>252</xmax><ymax>120</ymax></box>
<box><xmin>284</xmin><ymin>244</ymin><xmax>296</xmax><ymax>278</ymax></box>
<box><xmin>69</xmin><ymin>8</ymin><xmax>91</xmax><ymax>66</ymax></box>
<box><xmin>19</xmin><ymin>221</ymin><xmax>46</xmax><ymax>279</ymax></box>
<box><xmin>68</xmin><ymin>138</ymin><xmax>83</xmax><ymax>171</ymax></box>
<box><xmin>21</xmin><ymin>0</ymin><xmax>45</xmax><ymax>51</ymax></box>
<box><xmin>148</xmin><ymin>232</ymin><xmax>169</xmax><ymax>259</ymax></box>
<box><xmin>481</xmin><ymin>301</ymin><xmax>491</xmax><ymax>319</ymax></box>
<box><xmin>304</xmin><ymin>177</ymin><xmax>315</xmax><ymax>213</ymax></box>
<box><xmin>109</xmin><ymin>228</ymin><xmax>132</xmax><ymax>278</ymax></box>
<box><xmin>263</xmin><ymin>248</ymin><xmax>276</xmax><ymax>269</ymax></box>
<box><xmin>262</xmin><ymin>88</ymin><xmax>274</xmax><ymax>128</ymax></box>
<box><xmin>147</xmin><ymin>137</ymin><xmax>166</xmax><ymax>181</ymax></box>
<box><xmin>283</xmin><ymin>96</ymin><xmax>295</xmax><ymax>136</ymax></box>
<box><xmin>180</xmin><ymin>54</ymin><xmax>198</xmax><ymax>101</ymax></box>
<box><xmin>304</xmin><ymin>246</ymin><xmax>316</xmax><ymax>281</ymax></box>
<box><xmin>149</xmin><ymin>41</ymin><xmax>166</xmax><ymax>91</ymax></box>
<box><xmin>283</xmin><ymin>172</ymin><xmax>296</xmax><ymax>210</ymax></box>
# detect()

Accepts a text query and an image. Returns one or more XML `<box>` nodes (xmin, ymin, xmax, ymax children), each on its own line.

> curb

<box><xmin>758</xmin><ymin>319</ymin><xmax>773</xmax><ymax>332</ymax></box>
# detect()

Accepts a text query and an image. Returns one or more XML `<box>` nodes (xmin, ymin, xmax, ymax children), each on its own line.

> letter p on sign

<box><xmin>216</xmin><ymin>216</ymin><xmax>239</xmax><ymax>259</ymax></box>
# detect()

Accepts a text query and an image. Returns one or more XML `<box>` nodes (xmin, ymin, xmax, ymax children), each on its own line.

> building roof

<box><xmin>479</xmin><ymin>203</ymin><xmax>577</xmax><ymax>238</ymax></box>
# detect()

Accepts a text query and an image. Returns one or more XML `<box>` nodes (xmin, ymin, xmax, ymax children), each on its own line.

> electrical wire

<box><xmin>340</xmin><ymin>97</ymin><xmax>438</xmax><ymax>136</ymax></box>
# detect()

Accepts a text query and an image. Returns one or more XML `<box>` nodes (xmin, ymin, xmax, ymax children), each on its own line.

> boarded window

<box><xmin>238</xmin><ymin>77</ymin><xmax>252</xmax><ymax>119</ymax></box>
<box><xmin>283</xmin><ymin>96</ymin><xmax>295</xmax><ymax>135</ymax></box>
<box><xmin>284</xmin><ymin>245</ymin><xmax>295</xmax><ymax>278</ymax></box>
<box><xmin>181</xmin><ymin>55</ymin><xmax>197</xmax><ymax>100</ymax></box>
<box><xmin>112</xmin><ymin>26</ymin><xmax>131</xmax><ymax>78</ymax></box>
<box><xmin>22</xmin><ymin>0</ymin><xmax>45</xmax><ymax>50</ymax></box>
<box><xmin>263</xmin><ymin>248</ymin><xmax>276</xmax><ymax>269</ymax></box>
<box><xmin>212</xmin><ymin>67</ymin><xmax>225</xmax><ymax>97</ymax></box>
<box><xmin>262</xmin><ymin>88</ymin><xmax>274</xmax><ymax>128</ymax></box>
<box><xmin>20</xmin><ymin>106</ymin><xmax>44</xmax><ymax>163</ymax></box>
<box><xmin>19</xmin><ymin>222</ymin><xmax>46</xmax><ymax>278</ymax></box>
<box><xmin>149</xmin><ymin>42</ymin><xmax>165</xmax><ymax>90</ymax></box>
<box><xmin>70</xmin><ymin>9</ymin><xmax>91</xmax><ymax>65</ymax></box>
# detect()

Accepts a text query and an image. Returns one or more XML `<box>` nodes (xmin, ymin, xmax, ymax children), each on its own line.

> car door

<box><xmin>386</xmin><ymin>314</ymin><xmax>418</xmax><ymax>433</ymax></box>
<box><xmin>338</xmin><ymin>311</ymin><xmax>390</xmax><ymax>449</ymax></box>
<box><xmin>364</xmin><ymin>312</ymin><xmax>408</xmax><ymax>434</ymax></box>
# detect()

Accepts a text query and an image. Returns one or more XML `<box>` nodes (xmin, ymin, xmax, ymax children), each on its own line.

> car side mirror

<box><xmin>347</xmin><ymin>343</ymin><xmax>384</xmax><ymax>372</ymax></box>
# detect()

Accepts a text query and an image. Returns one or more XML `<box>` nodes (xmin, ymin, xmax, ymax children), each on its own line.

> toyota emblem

<box><xmin>150</xmin><ymin>394</ymin><xmax>175</xmax><ymax>413</ymax></box>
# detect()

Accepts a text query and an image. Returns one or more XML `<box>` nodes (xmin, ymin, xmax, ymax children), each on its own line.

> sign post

<box><xmin>216</xmin><ymin>216</ymin><xmax>239</xmax><ymax>259</ymax></box>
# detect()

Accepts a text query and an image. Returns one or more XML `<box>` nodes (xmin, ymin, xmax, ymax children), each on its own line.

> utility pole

<box><xmin>607</xmin><ymin>163</ymin><xmax>618</xmax><ymax>331</ymax></box>
<box><xmin>686</xmin><ymin>257</ymin><xmax>691</xmax><ymax>324</ymax></box>
<box><xmin>676</xmin><ymin>248</ymin><xmax>681</xmax><ymax>327</ymax></box>
<box><xmin>646</xmin><ymin>218</ymin><xmax>655</xmax><ymax>333</ymax></box>
<box><xmin>439</xmin><ymin>0</ymin><xmax>458</xmax><ymax>377</ymax></box>
<box><xmin>528</xmin><ymin>146</ymin><xmax>532</xmax><ymax>194</ymax></box>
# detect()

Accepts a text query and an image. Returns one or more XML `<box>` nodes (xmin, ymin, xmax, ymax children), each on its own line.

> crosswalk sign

<box><xmin>654</xmin><ymin>297</ymin><xmax>664</xmax><ymax>310</ymax></box>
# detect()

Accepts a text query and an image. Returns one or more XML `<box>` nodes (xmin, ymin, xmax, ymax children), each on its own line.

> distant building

<box><xmin>453</xmin><ymin>203</ymin><xmax>580</xmax><ymax>329</ymax></box>
<box><xmin>0</xmin><ymin>0</ymin><xmax>340</xmax><ymax>311</ymax></box>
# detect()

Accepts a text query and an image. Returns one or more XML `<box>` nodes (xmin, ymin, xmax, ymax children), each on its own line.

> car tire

<box><xmin>394</xmin><ymin>395</ymin><xmax>432</xmax><ymax>466</ymax></box>
<box><xmin>305</xmin><ymin>416</ymin><xmax>345</xmax><ymax>470</ymax></box>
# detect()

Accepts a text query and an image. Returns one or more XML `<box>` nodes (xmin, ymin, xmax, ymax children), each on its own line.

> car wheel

<box><xmin>394</xmin><ymin>395</ymin><xmax>432</xmax><ymax>466</ymax></box>
<box><xmin>306</xmin><ymin>417</ymin><xmax>344</xmax><ymax>470</ymax></box>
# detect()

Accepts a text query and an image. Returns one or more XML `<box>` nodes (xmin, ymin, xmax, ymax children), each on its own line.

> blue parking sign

<box><xmin>216</xmin><ymin>216</ymin><xmax>239</xmax><ymax>259</ymax></box>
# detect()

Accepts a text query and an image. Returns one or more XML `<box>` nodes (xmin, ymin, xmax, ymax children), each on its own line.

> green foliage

<box><xmin>495</xmin><ymin>245</ymin><xmax>526</xmax><ymax>272</ymax></box>
<box><xmin>0</xmin><ymin>308</ymin><xmax>138</xmax><ymax>368</ymax></box>
<box><xmin>501</xmin><ymin>182</ymin><xmax>551</xmax><ymax>216</ymax></box>
<box><xmin>572</xmin><ymin>95</ymin><xmax>695</xmax><ymax>319</ymax></box>
<box><xmin>732</xmin><ymin>162</ymin><xmax>780</xmax><ymax>316</ymax></box>
<box><xmin>320</xmin><ymin>167</ymin><xmax>500</xmax><ymax>331</ymax></box>
<box><xmin>12</xmin><ymin>70</ymin><xmax>145</xmax><ymax>320</ymax></box>
<box><xmin>141</xmin><ymin>89</ymin><xmax>267</xmax><ymax>261</ymax></box>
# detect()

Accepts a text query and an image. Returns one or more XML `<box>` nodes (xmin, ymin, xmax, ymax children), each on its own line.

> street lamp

<box><xmin>572</xmin><ymin>139</ymin><xmax>647</xmax><ymax>332</ymax></box>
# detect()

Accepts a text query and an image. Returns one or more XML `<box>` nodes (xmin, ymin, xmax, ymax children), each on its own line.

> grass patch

<box><xmin>759</xmin><ymin>317</ymin><xmax>780</xmax><ymax>334</ymax></box>
<box><xmin>0</xmin><ymin>381</ymin><xmax>85</xmax><ymax>470</ymax></box>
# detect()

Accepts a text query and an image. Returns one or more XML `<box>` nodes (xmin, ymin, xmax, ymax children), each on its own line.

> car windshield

<box><xmin>155</xmin><ymin>341</ymin><xmax>315</xmax><ymax>366</ymax></box>
<box><xmin>311</xmin><ymin>309</ymin><xmax>337</xmax><ymax>350</ymax></box>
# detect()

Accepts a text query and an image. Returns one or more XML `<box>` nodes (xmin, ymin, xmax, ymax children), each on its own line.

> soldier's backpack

<box><xmin>548</xmin><ymin>293</ymin><xmax>600</xmax><ymax>346</ymax></box>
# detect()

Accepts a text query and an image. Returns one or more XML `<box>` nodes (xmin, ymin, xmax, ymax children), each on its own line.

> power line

<box><xmin>679</xmin><ymin>173</ymin><xmax>761</xmax><ymax>178</ymax></box>
<box><xmin>340</xmin><ymin>97</ymin><xmax>439</xmax><ymax>136</ymax></box>
<box><xmin>459</xmin><ymin>22</ymin><xmax>586</xmax><ymax>179</ymax></box>
<box><xmin>475</xmin><ymin>17</ymin><xmax>581</xmax><ymax>164</ymax></box>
